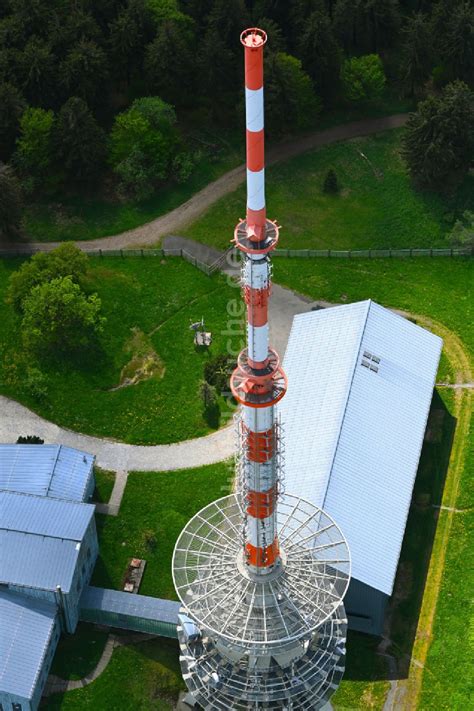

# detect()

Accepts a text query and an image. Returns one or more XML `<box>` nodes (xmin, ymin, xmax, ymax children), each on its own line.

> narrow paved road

<box><xmin>11</xmin><ymin>114</ymin><xmax>408</xmax><ymax>252</ymax></box>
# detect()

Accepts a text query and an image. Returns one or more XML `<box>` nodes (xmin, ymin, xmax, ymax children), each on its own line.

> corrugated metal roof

<box><xmin>80</xmin><ymin>586</ymin><xmax>180</xmax><ymax>625</ymax></box>
<box><xmin>0</xmin><ymin>590</ymin><xmax>57</xmax><ymax>700</ymax></box>
<box><xmin>0</xmin><ymin>492</ymin><xmax>95</xmax><ymax>592</ymax></box>
<box><xmin>1</xmin><ymin>490</ymin><xmax>94</xmax><ymax>541</ymax></box>
<box><xmin>0</xmin><ymin>531</ymin><xmax>81</xmax><ymax>592</ymax></box>
<box><xmin>279</xmin><ymin>300</ymin><xmax>442</xmax><ymax>596</ymax></box>
<box><xmin>0</xmin><ymin>444</ymin><xmax>94</xmax><ymax>502</ymax></box>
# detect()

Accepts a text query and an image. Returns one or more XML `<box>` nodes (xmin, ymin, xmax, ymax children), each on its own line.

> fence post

<box><xmin>368</xmin><ymin>249</ymin><xmax>371</xmax><ymax>258</ymax></box>
<box><xmin>389</xmin><ymin>249</ymin><xmax>392</xmax><ymax>258</ymax></box>
<box><xmin>99</xmin><ymin>249</ymin><xmax>103</xmax><ymax>258</ymax></box>
<box><xmin>430</xmin><ymin>248</ymin><xmax>433</xmax><ymax>257</ymax></box>
<box><xmin>348</xmin><ymin>250</ymin><xmax>351</xmax><ymax>258</ymax></box>
<box><xmin>141</xmin><ymin>249</ymin><xmax>144</xmax><ymax>257</ymax></box>
<box><xmin>450</xmin><ymin>248</ymin><xmax>453</xmax><ymax>257</ymax></box>
<box><xmin>328</xmin><ymin>250</ymin><xmax>331</xmax><ymax>258</ymax></box>
<box><xmin>410</xmin><ymin>248</ymin><xmax>412</xmax><ymax>257</ymax></box>
<box><xmin>120</xmin><ymin>249</ymin><xmax>123</xmax><ymax>258</ymax></box>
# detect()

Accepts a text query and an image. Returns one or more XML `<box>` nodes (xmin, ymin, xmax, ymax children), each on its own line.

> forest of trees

<box><xmin>0</xmin><ymin>0</ymin><xmax>473</xmax><ymax>220</ymax></box>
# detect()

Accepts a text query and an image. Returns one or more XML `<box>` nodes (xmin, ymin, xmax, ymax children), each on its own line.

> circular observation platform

<box><xmin>172</xmin><ymin>493</ymin><xmax>350</xmax><ymax>650</ymax></box>
<box><xmin>234</xmin><ymin>218</ymin><xmax>279</xmax><ymax>255</ymax></box>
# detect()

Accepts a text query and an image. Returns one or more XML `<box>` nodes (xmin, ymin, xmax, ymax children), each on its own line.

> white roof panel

<box><xmin>279</xmin><ymin>300</ymin><xmax>442</xmax><ymax>596</ymax></box>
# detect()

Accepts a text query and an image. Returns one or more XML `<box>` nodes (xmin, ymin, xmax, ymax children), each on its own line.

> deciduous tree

<box><xmin>265</xmin><ymin>52</ymin><xmax>321</xmax><ymax>136</ymax></box>
<box><xmin>15</xmin><ymin>107</ymin><xmax>55</xmax><ymax>182</ymax></box>
<box><xmin>109</xmin><ymin>96</ymin><xmax>179</xmax><ymax>199</ymax></box>
<box><xmin>7</xmin><ymin>242</ymin><xmax>89</xmax><ymax>312</ymax></box>
<box><xmin>21</xmin><ymin>276</ymin><xmax>105</xmax><ymax>354</ymax></box>
<box><xmin>341</xmin><ymin>54</ymin><xmax>386</xmax><ymax>102</ymax></box>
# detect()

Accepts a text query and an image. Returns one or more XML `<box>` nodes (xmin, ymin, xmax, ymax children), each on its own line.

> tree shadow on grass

<box><xmin>344</xmin><ymin>389</ymin><xmax>456</xmax><ymax>682</ymax></box>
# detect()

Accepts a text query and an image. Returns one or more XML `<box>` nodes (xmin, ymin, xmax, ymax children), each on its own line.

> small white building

<box><xmin>279</xmin><ymin>300</ymin><xmax>442</xmax><ymax>635</ymax></box>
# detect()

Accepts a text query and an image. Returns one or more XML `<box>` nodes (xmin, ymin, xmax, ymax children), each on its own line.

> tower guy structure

<box><xmin>173</xmin><ymin>29</ymin><xmax>351</xmax><ymax>710</ymax></box>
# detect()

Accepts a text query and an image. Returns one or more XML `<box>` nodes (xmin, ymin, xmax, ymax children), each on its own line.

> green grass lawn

<box><xmin>49</xmin><ymin>623</ymin><xmax>109</xmax><ymax>681</ymax></box>
<box><xmin>91</xmin><ymin>462</ymin><xmax>232</xmax><ymax>599</ymax></box>
<box><xmin>0</xmin><ymin>256</ymin><xmax>240</xmax><ymax>444</ymax></box>
<box><xmin>45</xmin><ymin>637</ymin><xmax>184</xmax><ymax>710</ymax></box>
<box><xmin>183</xmin><ymin>130</ymin><xmax>474</xmax><ymax>251</ymax></box>
<box><xmin>274</xmin><ymin>257</ymin><xmax>473</xmax><ymax>358</ymax></box>
<box><xmin>332</xmin><ymin>632</ymin><xmax>391</xmax><ymax>710</ymax></box>
<box><xmin>418</xmin><ymin>402</ymin><xmax>473</xmax><ymax>710</ymax></box>
<box><xmin>93</xmin><ymin>467</ymin><xmax>116</xmax><ymax>504</ymax></box>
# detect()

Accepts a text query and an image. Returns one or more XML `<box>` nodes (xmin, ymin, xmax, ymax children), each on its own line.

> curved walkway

<box><xmin>0</xmin><ymin>282</ymin><xmax>324</xmax><ymax>469</ymax></box>
<box><xmin>15</xmin><ymin>114</ymin><xmax>408</xmax><ymax>252</ymax></box>
<box><xmin>44</xmin><ymin>632</ymin><xmax>157</xmax><ymax>696</ymax></box>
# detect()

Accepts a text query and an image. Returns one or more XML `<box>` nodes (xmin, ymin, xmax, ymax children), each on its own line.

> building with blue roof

<box><xmin>0</xmin><ymin>491</ymin><xmax>98</xmax><ymax>633</ymax></box>
<box><xmin>0</xmin><ymin>444</ymin><xmax>95</xmax><ymax>502</ymax></box>
<box><xmin>0</xmin><ymin>591</ymin><xmax>60</xmax><ymax>711</ymax></box>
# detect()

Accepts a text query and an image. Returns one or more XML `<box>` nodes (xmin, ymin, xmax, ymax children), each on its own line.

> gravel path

<box><xmin>8</xmin><ymin>114</ymin><xmax>408</xmax><ymax>252</ymax></box>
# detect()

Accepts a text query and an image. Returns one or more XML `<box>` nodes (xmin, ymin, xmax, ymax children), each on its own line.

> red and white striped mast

<box><xmin>231</xmin><ymin>28</ymin><xmax>287</xmax><ymax>575</ymax></box>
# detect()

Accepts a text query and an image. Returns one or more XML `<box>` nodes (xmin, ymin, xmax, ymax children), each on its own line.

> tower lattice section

<box><xmin>172</xmin><ymin>28</ymin><xmax>351</xmax><ymax>710</ymax></box>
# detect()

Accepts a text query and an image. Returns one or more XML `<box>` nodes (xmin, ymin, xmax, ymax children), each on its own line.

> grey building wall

<box><xmin>345</xmin><ymin>577</ymin><xmax>389</xmax><ymax>636</ymax></box>
<box><xmin>6</xmin><ymin>518</ymin><xmax>99</xmax><ymax>634</ymax></box>
<box><xmin>0</xmin><ymin>611</ymin><xmax>60</xmax><ymax>711</ymax></box>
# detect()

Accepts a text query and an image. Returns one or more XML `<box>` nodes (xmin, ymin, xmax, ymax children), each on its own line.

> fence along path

<box><xmin>0</xmin><ymin>244</ymin><xmax>471</xmax><ymax>278</ymax></box>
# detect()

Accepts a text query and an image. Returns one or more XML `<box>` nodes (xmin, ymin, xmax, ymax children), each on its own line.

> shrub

<box><xmin>16</xmin><ymin>435</ymin><xmax>45</xmax><ymax>444</ymax></box>
<box><xmin>204</xmin><ymin>354</ymin><xmax>235</xmax><ymax>393</ymax></box>
<box><xmin>323</xmin><ymin>169</ymin><xmax>340</xmax><ymax>194</ymax></box>
<box><xmin>24</xmin><ymin>366</ymin><xmax>48</xmax><ymax>400</ymax></box>
<box><xmin>448</xmin><ymin>211</ymin><xmax>474</xmax><ymax>248</ymax></box>
<box><xmin>199</xmin><ymin>380</ymin><xmax>220</xmax><ymax>428</ymax></box>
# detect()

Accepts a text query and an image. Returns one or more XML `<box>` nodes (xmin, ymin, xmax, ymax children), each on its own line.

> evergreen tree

<box><xmin>297</xmin><ymin>9</ymin><xmax>342</xmax><ymax>100</ymax></box>
<box><xmin>402</xmin><ymin>80</ymin><xmax>474</xmax><ymax>189</ymax></box>
<box><xmin>60</xmin><ymin>39</ymin><xmax>108</xmax><ymax>105</ymax></box>
<box><xmin>0</xmin><ymin>163</ymin><xmax>23</xmax><ymax>242</ymax></box>
<box><xmin>442</xmin><ymin>1</ymin><xmax>474</xmax><ymax>85</ymax></box>
<box><xmin>323</xmin><ymin>168</ymin><xmax>340</xmax><ymax>193</ymax></box>
<box><xmin>0</xmin><ymin>82</ymin><xmax>26</xmax><ymax>161</ymax></box>
<box><xmin>333</xmin><ymin>0</ymin><xmax>400</xmax><ymax>54</ymax></box>
<box><xmin>145</xmin><ymin>20</ymin><xmax>196</xmax><ymax>105</ymax></box>
<box><xmin>108</xmin><ymin>9</ymin><xmax>143</xmax><ymax>84</ymax></box>
<box><xmin>399</xmin><ymin>12</ymin><xmax>432</xmax><ymax>97</ymax></box>
<box><xmin>19</xmin><ymin>37</ymin><xmax>56</xmax><ymax>106</ymax></box>
<box><xmin>55</xmin><ymin>97</ymin><xmax>106</xmax><ymax>182</ymax></box>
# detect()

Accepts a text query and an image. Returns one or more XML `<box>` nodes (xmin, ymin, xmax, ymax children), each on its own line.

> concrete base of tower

<box><xmin>177</xmin><ymin>692</ymin><xmax>199</xmax><ymax>709</ymax></box>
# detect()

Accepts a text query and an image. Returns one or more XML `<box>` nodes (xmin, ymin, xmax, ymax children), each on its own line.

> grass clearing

<box><xmin>91</xmin><ymin>462</ymin><xmax>232</xmax><ymax>599</ymax></box>
<box><xmin>45</xmin><ymin>637</ymin><xmax>184</xmax><ymax>710</ymax></box>
<box><xmin>183</xmin><ymin>130</ymin><xmax>474</xmax><ymax>250</ymax></box>
<box><xmin>93</xmin><ymin>467</ymin><xmax>116</xmax><ymax>504</ymax></box>
<box><xmin>0</xmin><ymin>257</ymin><xmax>240</xmax><ymax>444</ymax></box>
<box><xmin>49</xmin><ymin>624</ymin><xmax>109</xmax><ymax>681</ymax></box>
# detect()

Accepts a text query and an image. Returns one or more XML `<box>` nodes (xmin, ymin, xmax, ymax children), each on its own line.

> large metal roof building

<box><xmin>0</xmin><ymin>591</ymin><xmax>60</xmax><ymax>711</ymax></box>
<box><xmin>0</xmin><ymin>444</ymin><xmax>95</xmax><ymax>502</ymax></box>
<box><xmin>279</xmin><ymin>300</ymin><xmax>442</xmax><ymax>634</ymax></box>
